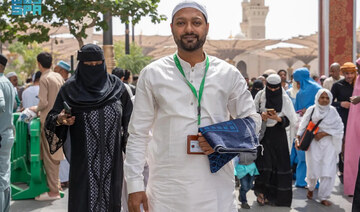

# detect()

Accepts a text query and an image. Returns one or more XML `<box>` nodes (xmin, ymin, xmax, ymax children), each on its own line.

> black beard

<box><xmin>174</xmin><ymin>33</ymin><xmax>206</xmax><ymax>52</ymax></box>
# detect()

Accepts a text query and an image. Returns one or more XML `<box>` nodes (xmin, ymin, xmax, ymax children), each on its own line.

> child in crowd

<box><xmin>234</xmin><ymin>151</ymin><xmax>259</xmax><ymax>209</ymax></box>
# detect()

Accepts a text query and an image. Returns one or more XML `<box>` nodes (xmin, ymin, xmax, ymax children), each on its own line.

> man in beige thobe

<box><xmin>31</xmin><ymin>52</ymin><xmax>64</xmax><ymax>200</ymax></box>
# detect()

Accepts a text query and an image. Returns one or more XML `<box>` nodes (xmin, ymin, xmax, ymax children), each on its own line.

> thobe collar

<box><xmin>175</xmin><ymin>51</ymin><xmax>208</xmax><ymax>70</ymax></box>
<box><xmin>42</xmin><ymin>69</ymin><xmax>51</xmax><ymax>75</ymax></box>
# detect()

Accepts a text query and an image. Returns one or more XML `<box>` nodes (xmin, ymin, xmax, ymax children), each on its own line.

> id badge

<box><xmin>187</xmin><ymin>135</ymin><xmax>204</xmax><ymax>155</ymax></box>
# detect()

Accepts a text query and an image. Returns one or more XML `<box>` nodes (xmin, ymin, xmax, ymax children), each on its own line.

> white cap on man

<box><xmin>172</xmin><ymin>0</ymin><xmax>208</xmax><ymax>22</ymax></box>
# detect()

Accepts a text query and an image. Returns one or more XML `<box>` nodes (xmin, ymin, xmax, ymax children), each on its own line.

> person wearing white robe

<box><xmin>124</xmin><ymin>1</ymin><xmax>261</xmax><ymax>212</ymax></box>
<box><xmin>296</xmin><ymin>89</ymin><xmax>343</xmax><ymax>206</ymax></box>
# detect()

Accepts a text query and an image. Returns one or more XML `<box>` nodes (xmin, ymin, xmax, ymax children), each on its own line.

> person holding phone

<box><xmin>253</xmin><ymin>74</ymin><xmax>297</xmax><ymax>207</ymax></box>
<box><xmin>44</xmin><ymin>44</ymin><xmax>133</xmax><ymax>212</ymax></box>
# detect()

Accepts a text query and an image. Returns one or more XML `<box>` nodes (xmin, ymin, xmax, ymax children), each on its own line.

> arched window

<box><xmin>236</xmin><ymin>61</ymin><xmax>248</xmax><ymax>78</ymax></box>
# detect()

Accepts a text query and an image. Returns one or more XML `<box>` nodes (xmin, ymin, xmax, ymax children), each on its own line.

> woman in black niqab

<box><xmin>253</xmin><ymin>74</ymin><xmax>294</xmax><ymax>207</ymax></box>
<box><xmin>251</xmin><ymin>80</ymin><xmax>264</xmax><ymax>99</ymax></box>
<box><xmin>62</xmin><ymin>44</ymin><xmax>123</xmax><ymax>110</ymax></box>
<box><xmin>45</xmin><ymin>44</ymin><xmax>133</xmax><ymax>212</ymax></box>
<box><xmin>265</xmin><ymin>77</ymin><xmax>283</xmax><ymax>112</ymax></box>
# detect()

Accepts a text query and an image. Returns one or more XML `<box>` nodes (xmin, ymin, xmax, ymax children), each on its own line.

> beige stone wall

<box><xmin>234</xmin><ymin>53</ymin><xmax>319</xmax><ymax>79</ymax></box>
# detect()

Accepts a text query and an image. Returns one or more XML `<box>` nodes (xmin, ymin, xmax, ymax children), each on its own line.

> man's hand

<box><xmin>350</xmin><ymin>96</ymin><xmax>360</xmax><ymax>105</ymax></box>
<box><xmin>128</xmin><ymin>191</ymin><xmax>149</xmax><ymax>212</ymax></box>
<box><xmin>57</xmin><ymin>109</ymin><xmax>75</xmax><ymax>126</ymax></box>
<box><xmin>198</xmin><ymin>132</ymin><xmax>215</xmax><ymax>155</ymax></box>
<box><xmin>29</xmin><ymin>105</ymin><xmax>38</xmax><ymax>113</ymax></box>
<box><xmin>340</xmin><ymin>101</ymin><xmax>351</xmax><ymax>109</ymax></box>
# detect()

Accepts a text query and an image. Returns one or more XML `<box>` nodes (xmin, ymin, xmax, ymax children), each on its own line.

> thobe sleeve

<box><xmin>0</xmin><ymin>88</ymin><xmax>4</xmax><ymax>113</ymax></box>
<box><xmin>124</xmin><ymin>68</ymin><xmax>155</xmax><ymax>194</ymax></box>
<box><xmin>45</xmin><ymin>90</ymin><xmax>68</xmax><ymax>154</ymax></box>
<box><xmin>37</xmin><ymin>78</ymin><xmax>48</xmax><ymax>112</ymax></box>
<box><xmin>227</xmin><ymin>72</ymin><xmax>261</xmax><ymax>133</ymax></box>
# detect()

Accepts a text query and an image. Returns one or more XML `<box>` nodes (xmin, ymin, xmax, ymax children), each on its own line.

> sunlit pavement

<box><xmin>10</xmin><ymin>176</ymin><xmax>352</xmax><ymax>212</ymax></box>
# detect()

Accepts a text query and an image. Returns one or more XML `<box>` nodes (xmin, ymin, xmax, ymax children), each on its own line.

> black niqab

<box><xmin>251</xmin><ymin>80</ymin><xmax>264</xmax><ymax>99</ymax></box>
<box><xmin>60</xmin><ymin>44</ymin><xmax>124</xmax><ymax>111</ymax></box>
<box><xmin>265</xmin><ymin>83</ymin><xmax>282</xmax><ymax>112</ymax></box>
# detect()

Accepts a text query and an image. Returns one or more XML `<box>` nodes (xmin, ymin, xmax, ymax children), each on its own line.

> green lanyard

<box><xmin>173</xmin><ymin>54</ymin><xmax>209</xmax><ymax>126</ymax></box>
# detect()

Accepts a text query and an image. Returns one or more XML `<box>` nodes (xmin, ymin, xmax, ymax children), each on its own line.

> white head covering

<box><xmin>312</xmin><ymin>88</ymin><xmax>333</xmax><ymax>122</ymax></box>
<box><xmin>288</xmin><ymin>81</ymin><xmax>299</xmax><ymax>99</ymax></box>
<box><xmin>172</xmin><ymin>0</ymin><xmax>208</xmax><ymax>22</ymax></box>
<box><xmin>5</xmin><ymin>71</ymin><xmax>17</xmax><ymax>79</ymax></box>
<box><xmin>297</xmin><ymin>88</ymin><xmax>343</xmax><ymax>154</ymax></box>
<box><xmin>266</xmin><ymin>74</ymin><xmax>281</xmax><ymax>85</ymax></box>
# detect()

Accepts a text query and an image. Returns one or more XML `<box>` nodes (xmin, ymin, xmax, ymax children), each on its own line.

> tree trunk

<box><xmin>76</xmin><ymin>36</ymin><xmax>84</xmax><ymax>49</ymax></box>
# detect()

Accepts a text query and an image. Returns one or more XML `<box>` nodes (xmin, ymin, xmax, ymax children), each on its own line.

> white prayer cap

<box><xmin>266</xmin><ymin>74</ymin><xmax>281</xmax><ymax>85</ymax></box>
<box><xmin>172</xmin><ymin>0</ymin><xmax>208</xmax><ymax>22</ymax></box>
<box><xmin>5</xmin><ymin>71</ymin><xmax>17</xmax><ymax>79</ymax></box>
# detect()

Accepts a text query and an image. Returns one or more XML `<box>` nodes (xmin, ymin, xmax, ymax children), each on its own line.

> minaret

<box><xmin>240</xmin><ymin>0</ymin><xmax>269</xmax><ymax>39</ymax></box>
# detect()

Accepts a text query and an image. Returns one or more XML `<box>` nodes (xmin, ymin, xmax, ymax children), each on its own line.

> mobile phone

<box><xmin>63</xmin><ymin>101</ymin><xmax>72</xmax><ymax>115</ymax></box>
<box><xmin>266</xmin><ymin>108</ymin><xmax>275</xmax><ymax>114</ymax></box>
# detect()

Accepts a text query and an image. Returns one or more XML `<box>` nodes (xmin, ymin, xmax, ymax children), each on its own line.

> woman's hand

<box><xmin>314</xmin><ymin>132</ymin><xmax>328</xmax><ymax>141</ymax></box>
<box><xmin>267</xmin><ymin>111</ymin><xmax>282</xmax><ymax>122</ymax></box>
<box><xmin>261</xmin><ymin>112</ymin><xmax>268</xmax><ymax>121</ymax></box>
<box><xmin>57</xmin><ymin>109</ymin><xmax>75</xmax><ymax>126</ymax></box>
<box><xmin>295</xmin><ymin>136</ymin><xmax>300</xmax><ymax>150</ymax></box>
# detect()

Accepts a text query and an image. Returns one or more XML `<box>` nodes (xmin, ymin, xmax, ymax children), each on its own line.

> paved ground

<box><xmin>10</xmin><ymin>177</ymin><xmax>353</xmax><ymax>212</ymax></box>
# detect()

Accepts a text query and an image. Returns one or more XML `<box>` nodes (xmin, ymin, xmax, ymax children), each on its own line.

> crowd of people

<box><xmin>0</xmin><ymin>1</ymin><xmax>360</xmax><ymax>212</ymax></box>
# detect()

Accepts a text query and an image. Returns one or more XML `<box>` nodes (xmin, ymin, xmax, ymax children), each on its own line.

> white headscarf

<box><xmin>312</xmin><ymin>88</ymin><xmax>333</xmax><ymax>122</ymax></box>
<box><xmin>297</xmin><ymin>88</ymin><xmax>344</xmax><ymax>154</ymax></box>
<box><xmin>288</xmin><ymin>81</ymin><xmax>299</xmax><ymax>99</ymax></box>
<box><xmin>254</xmin><ymin>85</ymin><xmax>298</xmax><ymax>128</ymax></box>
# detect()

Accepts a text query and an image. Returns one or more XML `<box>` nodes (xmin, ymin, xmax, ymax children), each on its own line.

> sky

<box><xmin>111</xmin><ymin>0</ymin><xmax>327</xmax><ymax>40</ymax></box>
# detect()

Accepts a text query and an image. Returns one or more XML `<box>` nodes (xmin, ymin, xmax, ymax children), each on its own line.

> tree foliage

<box><xmin>8</xmin><ymin>42</ymin><xmax>44</xmax><ymax>75</ymax></box>
<box><xmin>0</xmin><ymin>0</ymin><xmax>166</xmax><ymax>48</ymax></box>
<box><xmin>114</xmin><ymin>40</ymin><xmax>152</xmax><ymax>75</ymax></box>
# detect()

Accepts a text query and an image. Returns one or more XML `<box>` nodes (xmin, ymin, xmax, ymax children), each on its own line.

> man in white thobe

<box><xmin>323</xmin><ymin>62</ymin><xmax>344</xmax><ymax>91</ymax></box>
<box><xmin>124</xmin><ymin>1</ymin><xmax>261</xmax><ymax>212</ymax></box>
<box><xmin>0</xmin><ymin>54</ymin><xmax>15</xmax><ymax>212</ymax></box>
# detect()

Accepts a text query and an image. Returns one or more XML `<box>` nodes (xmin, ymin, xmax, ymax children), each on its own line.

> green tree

<box><xmin>114</xmin><ymin>41</ymin><xmax>152</xmax><ymax>74</ymax></box>
<box><xmin>0</xmin><ymin>0</ymin><xmax>166</xmax><ymax>48</ymax></box>
<box><xmin>8</xmin><ymin>42</ymin><xmax>44</xmax><ymax>75</ymax></box>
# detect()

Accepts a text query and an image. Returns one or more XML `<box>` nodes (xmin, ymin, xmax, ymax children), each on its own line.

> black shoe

<box><xmin>241</xmin><ymin>202</ymin><xmax>250</xmax><ymax>209</ymax></box>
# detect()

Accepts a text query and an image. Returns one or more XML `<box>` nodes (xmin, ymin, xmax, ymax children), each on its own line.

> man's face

<box><xmin>171</xmin><ymin>8</ymin><xmax>209</xmax><ymax>52</ymax></box>
<box><xmin>54</xmin><ymin>65</ymin><xmax>61</xmax><ymax>73</ymax></box>
<box><xmin>344</xmin><ymin>71</ymin><xmax>356</xmax><ymax>84</ymax></box>
<box><xmin>278</xmin><ymin>71</ymin><xmax>287</xmax><ymax>82</ymax></box>
<box><xmin>332</xmin><ymin>67</ymin><xmax>340</xmax><ymax>79</ymax></box>
<box><xmin>0</xmin><ymin>64</ymin><xmax>4</xmax><ymax>73</ymax></box>
<box><xmin>59</xmin><ymin>69</ymin><xmax>69</xmax><ymax>80</ymax></box>
<box><xmin>9</xmin><ymin>76</ymin><xmax>18</xmax><ymax>87</ymax></box>
<box><xmin>318</xmin><ymin>92</ymin><xmax>330</xmax><ymax>106</ymax></box>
